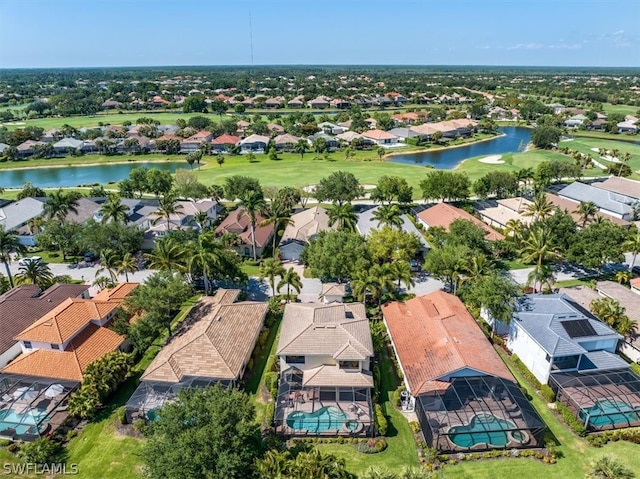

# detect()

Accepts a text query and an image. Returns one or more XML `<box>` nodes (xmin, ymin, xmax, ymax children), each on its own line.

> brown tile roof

<box><xmin>141</xmin><ymin>295</ymin><xmax>267</xmax><ymax>382</ymax></box>
<box><xmin>417</xmin><ymin>203</ymin><xmax>504</xmax><ymax>241</ymax></box>
<box><xmin>211</xmin><ymin>289</ymin><xmax>241</xmax><ymax>305</ymax></box>
<box><xmin>93</xmin><ymin>282</ymin><xmax>139</xmax><ymax>301</ymax></box>
<box><xmin>280</xmin><ymin>207</ymin><xmax>335</xmax><ymax>244</ymax></box>
<box><xmin>0</xmin><ymin>284</ymin><xmax>89</xmax><ymax>354</ymax></box>
<box><xmin>362</xmin><ymin>129</ymin><xmax>398</xmax><ymax>141</ymax></box>
<box><xmin>382</xmin><ymin>291</ymin><xmax>513</xmax><ymax>395</ymax></box>
<box><xmin>277</xmin><ymin>303</ymin><xmax>373</xmax><ymax>359</ymax></box>
<box><xmin>215</xmin><ymin>207</ymin><xmax>274</xmax><ymax>248</ymax></box>
<box><xmin>596</xmin><ymin>281</ymin><xmax>640</xmax><ymax>324</ymax></box>
<box><xmin>545</xmin><ymin>193</ymin><xmax>630</xmax><ymax>227</ymax></box>
<box><xmin>593</xmin><ymin>177</ymin><xmax>640</xmax><ymax>200</ymax></box>
<box><xmin>321</xmin><ymin>283</ymin><xmax>346</xmax><ymax>297</ymax></box>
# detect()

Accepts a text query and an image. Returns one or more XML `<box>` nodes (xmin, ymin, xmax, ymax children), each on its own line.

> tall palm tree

<box><xmin>16</xmin><ymin>260</ymin><xmax>53</xmax><ymax>289</ymax></box>
<box><xmin>526</xmin><ymin>263</ymin><xmax>555</xmax><ymax>293</ymax></box>
<box><xmin>185</xmin><ymin>233</ymin><xmax>224</xmax><ymax>295</ymax></box>
<box><xmin>574</xmin><ymin>201</ymin><xmax>598</xmax><ymax>227</ymax></box>
<box><xmin>586</xmin><ymin>455</ymin><xmax>635</xmax><ymax>479</ymax></box>
<box><xmin>623</xmin><ymin>227</ymin><xmax>640</xmax><ymax>272</ymax></box>
<box><xmin>0</xmin><ymin>225</ymin><xmax>24</xmax><ymax>288</ymax></box>
<box><xmin>95</xmin><ymin>249</ymin><xmax>119</xmax><ymax>282</ymax></box>
<box><xmin>462</xmin><ymin>254</ymin><xmax>493</xmax><ymax>285</ymax></box>
<box><xmin>116</xmin><ymin>252</ymin><xmax>138</xmax><ymax>282</ymax></box>
<box><xmin>523</xmin><ymin>192</ymin><xmax>554</xmax><ymax>221</ymax></box>
<box><xmin>260</xmin><ymin>258</ymin><xmax>286</xmax><ymax>297</ymax></box>
<box><xmin>193</xmin><ymin>210</ymin><xmax>210</xmax><ymax>232</ymax></box>
<box><xmin>294</xmin><ymin>139</ymin><xmax>307</xmax><ymax>160</ymax></box>
<box><xmin>327</xmin><ymin>203</ymin><xmax>357</xmax><ymax>230</ymax></box>
<box><xmin>277</xmin><ymin>267</ymin><xmax>302</xmax><ymax>302</ymax></box>
<box><xmin>519</xmin><ymin>226</ymin><xmax>559</xmax><ymax>292</ymax></box>
<box><xmin>351</xmin><ymin>269</ymin><xmax>380</xmax><ymax>303</ymax></box>
<box><xmin>99</xmin><ymin>194</ymin><xmax>130</xmax><ymax>224</ymax></box>
<box><xmin>504</xmin><ymin>219</ymin><xmax>523</xmax><ymax>240</ymax></box>
<box><xmin>590</xmin><ymin>297</ymin><xmax>629</xmax><ymax>329</ymax></box>
<box><xmin>372</xmin><ymin>204</ymin><xmax>403</xmax><ymax>229</ymax></box>
<box><xmin>388</xmin><ymin>261</ymin><xmax>414</xmax><ymax>291</ymax></box>
<box><xmin>144</xmin><ymin>238</ymin><xmax>185</xmax><ymax>273</ymax></box>
<box><xmin>43</xmin><ymin>189</ymin><xmax>80</xmax><ymax>221</ymax></box>
<box><xmin>27</xmin><ymin>216</ymin><xmax>44</xmax><ymax>235</ymax></box>
<box><xmin>260</xmin><ymin>201</ymin><xmax>294</xmax><ymax>258</ymax></box>
<box><xmin>153</xmin><ymin>194</ymin><xmax>183</xmax><ymax>232</ymax></box>
<box><xmin>237</xmin><ymin>190</ymin><xmax>266</xmax><ymax>261</ymax></box>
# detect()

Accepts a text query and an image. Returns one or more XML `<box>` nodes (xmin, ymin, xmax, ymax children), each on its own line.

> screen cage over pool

<box><xmin>125</xmin><ymin>378</ymin><xmax>230</xmax><ymax>423</ymax></box>
<box><xmin>549</xmin><ymin>370</ymin><xmax>640</xmax><ymax>432</ymax></box>
<box><xmin>0</xmin><ymin>374</ymin><xmax>78</xmax><ymax>441</ymax></box>
<box><xmin>415</xmin><ymin>376</ymin><xmax>546</xmax><ymax>452</ymax></box>
<box><xmin>274</xmin><ymin>368</ymin><xmax>373</xmax><ymax>437</ymax></box>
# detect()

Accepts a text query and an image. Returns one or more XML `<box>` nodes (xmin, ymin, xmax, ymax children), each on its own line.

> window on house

<box><xmin>23</xmin><ymin>341</ymin><xmax>32</xmax><ymax>349</ymax></box>
<box><xmin>51</xmin><ymin>344</ymin><xmax>59</xmax><ymax>350</ymax></box>
<box><xmin>338</xmin><ymin>361</ymin><xmax>359</xmax><ymax>370</ymax></box>
<box><xmin>285</xmin><ymin>356</ymin><xmax>305</xmax><ymax>364</ymax></box>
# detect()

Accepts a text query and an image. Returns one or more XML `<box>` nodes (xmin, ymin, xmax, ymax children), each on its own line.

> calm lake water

<box><xmin>388</xmin><ymin>126</ymin><xmax>532</xmax><ymax>168</ymax></box>
<box><xmin>0</xmin><ymin>161</ymin><xmax>184</xmax><ymax>188</ymax></box>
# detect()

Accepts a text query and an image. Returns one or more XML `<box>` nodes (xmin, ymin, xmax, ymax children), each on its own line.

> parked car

<box><xmin>409</xmin><ymin>259</ymin><xmax>421</xmax><ymax>272</ymax></box>
<box><xmin>18</xmin><ymin>256</ymin><xmax>43</xmax><ymax>266</ymax></box>
<box><xmin>83</xmin><ymin>252</ymin><xmax>97</xmax><ymax>262</ymax></box>
<box><xmin>632</xmin><ymin>265</ymin><xmax>640</xmax><ymax>276</ymax></box>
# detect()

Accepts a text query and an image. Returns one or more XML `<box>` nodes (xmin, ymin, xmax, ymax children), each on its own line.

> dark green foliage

<box><xmin>567</xmin><ymin>221</ymin><xmax>627</xmax><ymax>272</ymax></box>
<box><xmin>540</xmin><ymin>385</ymin><xmax>556</xmax><ymax>403</ymax></box>
<box><xmin>314</xmin><ymin>170</ymin><xmax>364</xmax><ymax>205</ymax></box>
<box><xmin>531</xmin><ymin>125</ymin><xmax>561</xmax><ymax>149</ymax></box>
<box><xmin>473</xmin><ymin>171</ymin><xmax>519</xmax><ymax>199</ymax></box>
<box><xmin>17</xmin><ymin>437</ymin><xmax>60</xmax><ymax>464</ymax></box>
<box><xmin>420</xmin><ymin>170</ymin><xmax>471</xmax><ymax>202</ymax></box>
<box><xmin>301</xmin><ymin>230</ymin><xmax>370</xmax><ymax>282</ymax></box>
<box><xmin>374</xmin><ymin>404</ymin><xmax>388</xmax><ymax>436</ymax></box>
<box><xmin>224</xmin><ymin>175</ymin><xmax>262</xmax><ymax>200</ymax></box>
<box><xmin>143</xmin><ymin>385</ymin><xmax>262</xmax><ymax>479</ymax></box>
<box><xmin>556</xmin><ymin>402</ymin><xmax>586</xmax><ymax>436</ymax></box>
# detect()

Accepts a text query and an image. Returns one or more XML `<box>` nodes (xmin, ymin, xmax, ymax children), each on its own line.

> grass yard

<box><xmin>602</xmin><ymin>103</ymin><xmax>640</xmax><ymax>117</ymax></box>
<box><xmin>443</xmin><ymin>349</ymin><xmax>640</xmax><ymax>479</ymax></box>
<box><xmin>317</xmin><ymin>347</ymin><xmax>419</xmax><ymax>473</ymax></box>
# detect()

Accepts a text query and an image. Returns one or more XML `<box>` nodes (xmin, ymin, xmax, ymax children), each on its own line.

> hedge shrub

<box><xmin>511</xmin><ymin>354</ymin><xmax>543</xmax><ymax>390</ymax></box>
<box><xmin>264</xmin><ymin>402</ymin><xmax>275</xmax><ymax>428</ymax></box>
<box><xmin>556</xmin><ymin>402</ymin><xmax>586</xmax><ymax>436</ymax></box>
<box><xmin>540</xmin><ymin>385</ymin><xmax>556</xmax><ymax>403</ymax></box>
<box><xmin>374</xmin><ymin>404</ymin><xmax>387</xmax><ymax>436</ymax></box>
<box><xmin>264</xmin><ymin>372</ymin><xmax>278</xmax><ymax>399</ymax></box>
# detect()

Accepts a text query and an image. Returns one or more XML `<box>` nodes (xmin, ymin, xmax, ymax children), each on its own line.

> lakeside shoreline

<box><xmin>0</xmin><ymin>157</ymin><xmax>187</xmax><ymax>172</ymax></box>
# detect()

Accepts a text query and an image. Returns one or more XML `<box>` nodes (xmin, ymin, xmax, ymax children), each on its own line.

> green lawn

<box><xmin>443</xmin><ymin>349</ymin><xmax>640</xmax><ymax>479</ymax></box>
<box><xmin>602</xmin><ymin>103</ymin><xmax>639</xmax><ymax>117</ymax></box>
<box><xmin>317</xmin><ymin>347</ymin><xmax>418</xmax><ymax>473</ymax></box>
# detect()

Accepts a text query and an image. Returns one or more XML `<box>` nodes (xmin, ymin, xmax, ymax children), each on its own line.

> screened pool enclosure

<box><xmin>415</xmin><ymin>376</ymin><xmax>546</xmax><ymax>452</ymax></box>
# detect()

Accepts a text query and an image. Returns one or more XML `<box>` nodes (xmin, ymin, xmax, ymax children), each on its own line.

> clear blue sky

<box><xmin>1</xmin><ymin>0</ymin><xmax>638</xmax><ymax>68</ymax></box>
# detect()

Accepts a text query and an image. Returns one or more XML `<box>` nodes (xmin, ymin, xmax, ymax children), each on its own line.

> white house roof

<box><xmin>0</xmin><ymin>198</ymin><xmax>45</xmax><ymax>232</ymax></box>
<box><xmin>280</xmin><ymin>207</ymin><xmax>336</xmax><ymax>244</ymax></box>
<box><xmin>355</xmin><ymin>206</ymin><xmax>429</xmax><ymax>248</ymax></box>
<box><xmin>239</xmin><ymin>134</ymin><xmax>270</xmax><ymax>145</ymax></box>
<box><xmin>53</xmin><ymin>138</ymin><xmax>84</xmax><ymax>149</ymax></box>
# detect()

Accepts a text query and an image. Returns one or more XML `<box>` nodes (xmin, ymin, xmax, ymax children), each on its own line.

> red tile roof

<box><xmin>382</xmin><ymin>291</ymin><xmax>513</xmax><ymax>395</ymax></box>
<box><xmin>417</xmin><ymin>203</ymin><xmax>504</xmax><ymax>241</ymax></box>
<box><xmin>362</xmin><ymin>129</ymin><xmax>397</xmax><ymax>141</ymax></box>
<box><xmin>212</xmin><ymin>134</ymin><xmax>241</xmax><ymax>145</ymax></box>
<box><xmin>215</xmin><ymin>208</ymin><xmax>274</xmax><ymax>248</ymax></box>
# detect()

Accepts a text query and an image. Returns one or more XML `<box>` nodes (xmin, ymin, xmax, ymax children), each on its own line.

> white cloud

<box><xmin>507</xmin><ymin>42</ymin><xmax>581</xmax><ymax>51</ymax></box>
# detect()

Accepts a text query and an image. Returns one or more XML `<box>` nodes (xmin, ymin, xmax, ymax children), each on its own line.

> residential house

<box><xmin>16</xmin><ymin>140</ymin><xmax>46</xmax><ymax>158</ymax></box>
<box><xmin>383</xmin><ymin>291</ymin><xmax>546</xmax><ymax>451</ymax></box>
<box><xmin>592</xmin><ymin>177</ymin><xmax>640</xmax><ymax>201</ymax></box>
<box><xmin>101</xmin><ymin>99</ymin><xmax>122</xmax><ymax>109</ymax></box>
<box><xmin>387</xmin><ymin>127</ymin><xmax>420</xmax><ymax>141</ymax></box>
<box><xmin>144</xmin><ymin>199</ymin><xmax>220</xmax><ymax>248</ymax></box>
<box><xmin>308</xmin><ymin>133</ymin><xmax>340</xmax><ymax>151</ymax></box>
<box><xmin>275</xmin><ymin>302</ymin><xmax>374</xmax><ymax>436</ymax></box>
<box><xmin>239</xmin><ymin>134</ymin><xmax>270</xmax><ymax>153</ymax></box>
<box><xmin>417</xmin><ymin>203</ymin><xmax>504</xmax><ymax>241</ymax></box>
<box><xmin>557</xmin><ymin>182</ymin><xmax>635</xmax><ymax>221</ymax></box>
<box><xmin>273</xmin><ymin>133</ymin><xmax>301</xmax><ymax>152</ymax></box>
<box><xmin>211</xmin><ymin>134</ymin><xmax>241</xmax><ymax>153</ymax></box>
<box><xmin>0</xmin><ymin>284</ymin><xmax>90</xmax><ymax>368</ymax></box>
<box><xmin>362</xmin><ymin>129</ymin><xmax>399</xmax><ymax>146</ymax></box>
<box><xmin>331</xmin><ymin>98</ymin><xmax>350</xmax><ymax>109</ymax></box>
<box><xmin>52</xmin><ymin>137</ymin><xmax>84</xmax><ymax>156</ymax></box>
<box><xmin>264</xmin><ymin>96</ymin><xmax>285</xmax><ymax>108</ymax></box>
<box><xmin>317</xmin><ymin>122</ymin><xmax>346</xmax><ymax>135</ymax></box>
<box><xmin>148</xmin><ymin>95</ymin><xmax>170</xmax><ymax>108</ymax></box>
<box><xmin>548</xmin><ymin>103</ymin><xmax>566</xmax><ymax>115</ymax></box>
<box><xmin>356</xmin><ymin>205</ymin><xmax>429</xmax><ymax>255</ymax></box>
<box><xmin>287</xmin><ymin>96</ymin><xmax>305</xmax><ymax>108</ymax></box>
<box><xmin>595</xmin><ymin>281</ymin><xmax>640</xmax><ymax>363</ymax></box>
<box><xmin>320</xmin><ymin>284</ymin><xmax>347</xmax><ymax>304</ymax></box>
<box><xmin>475</xmin><ymin>197</ymin><xmax>535</xmax><ymax>230</ymax></box>
<box><xmin>279</xmin><ymin>207</ymin><xmax>336</xmax><ymax>261</ymax></box>
<box><xmin>2</xmin><ymin>283</ymin><xmax>139</xmax><ymax>382</ymax></box>
<box><xmin>335</xmin><ymin>131</ymin><xmax>372</xmax><ymax>146</ymax></box>
<box><xmin>564</xmin><ymin>115</ymin><xmax>587</xmax><ymax>129</ymax></box>
<box><xmin>544</xmin><ymin>193</ymin><xmax>629</xmax><ymax>227</ymax></box>
<box><xmin>0</xmin><ymin>143</ymin><xmax>9</xmax><ymax>155</ymax></box>
<box><xmin>617</xmin><ymin>116</ymin><xmax>638</xmax><ymax>134</ymax></box>
<box><xmin>180</xmin><ymin>130</ymin><xmax>213</xmax><ymax>153</ymax></box>
<box><xmin>41</xmin><ymin>129</ymin><xmax>62</xmax><ymax>143</ymax></box>
<box><xmin>215</xmin><ymin>207</ymin><xmax>274</xmax><ymax>257</ymax></box>
<box><xmin>236</xmin><ymin>120</ymin><xmax>251</xmax><ymax>136</ymax></box>
<box><xmin>64</xmin><ymin>197</ymin><xmax>104</xmax><ymax>225</ymax></box>
<box><xmin>125</xmin><ymin>289</ymin><xmax>268</xmax><ymax>422</ymax></box>
<box><xmin>307</xmin><ymin>96</ymin><xmax>330</xmax><ymax>109</ymax></box>
<box><xmin>0</xmin><ymin>197</ymin><xmax>45</xmax><ymax>246</ymax></box>
<box><xmin>267</xmin><ymin>123</ymin><xmax>285</xmax><ymax>134</ymax></box>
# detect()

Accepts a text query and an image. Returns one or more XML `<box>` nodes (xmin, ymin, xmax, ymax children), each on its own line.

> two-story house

<box><xmin>275</xmin><ymin>302</ymin><xmax>374</xmax><ymax>436</ymax></box>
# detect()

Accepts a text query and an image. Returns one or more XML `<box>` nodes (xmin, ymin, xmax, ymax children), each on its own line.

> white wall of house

<box><xmin>279</xmin><ymin>354</ymin><xmax>370</xmax><ymax>373</ymax></box>
<box><xmin>0</xmin><ymin>343</ymin><xmax>22</xmax><ymax>369</ymax></box>
<box><xmin>322</xmin><ymin>294</ymin><xmax>344</xmax><ymax>304</ymax></box>
<box><xmin>507</xmin><ymin>322</ymin><xmax>552</xmax><ymax>384</ymax></box>
<box><xmin>437</xmin><ymin>367</ymin><xmax>491</xmax><ymax>382</ymax></box>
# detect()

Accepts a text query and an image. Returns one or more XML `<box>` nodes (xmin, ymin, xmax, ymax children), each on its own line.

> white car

<box><xmin>18</xmin><ymin>256</ymin><xmax>43</xmax><ymax>266</ymax></box>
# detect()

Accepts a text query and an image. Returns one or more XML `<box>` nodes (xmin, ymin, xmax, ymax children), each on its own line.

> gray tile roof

<box><xmin>355</xmin><ymin>206</ymin><xmax>429</xmax><ymax>248</ymax></box>
<box><xmin>558</xmin><ymin>182</ymin><xmax>634</xmax><ymax>216</ymax></box>
<box><xmin>0</xmin><ymin>197</ymin><xmax>45</xmax><ymax>231</ymax></box>
<box><xmin>513</xmin><ymin>294</ymin><xmax>621</xmax><ymax>357</ymax></box>
<box><xmin>578</xmin><ymin>350</ymin><xmax>629</xmax><ymax>371</ymax></box>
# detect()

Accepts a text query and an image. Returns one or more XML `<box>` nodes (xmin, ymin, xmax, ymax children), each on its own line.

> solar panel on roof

<box><xmin>561</xmin><ymin>319</ymin><xmax>597</xmax><ymax>338</ymax></box>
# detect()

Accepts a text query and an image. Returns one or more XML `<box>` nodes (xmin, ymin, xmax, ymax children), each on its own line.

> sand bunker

<box><xmin>478</xmin><ymin>155</ymin><xmax>504</xmax><ymax>164</ymax></box>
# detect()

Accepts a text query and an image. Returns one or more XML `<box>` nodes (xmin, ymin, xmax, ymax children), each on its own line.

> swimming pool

<box><xmin>448</xmin><ymin>413</ymin><xmax>519</xmax><ymax>448</ymax></box>
<box><xmin>286</xmin><ymin>406</ymin><xmax>347</xmax><ymax>434</ymax></box>
<box><xmin>0</xmin><ymin>408</ymin><xmax>49</xmax><ymax>436</ymax></box>
<box><xmin>579</xmin><ymin>399</ymin><xmax>640</xmax><ymax>428</ymax></box>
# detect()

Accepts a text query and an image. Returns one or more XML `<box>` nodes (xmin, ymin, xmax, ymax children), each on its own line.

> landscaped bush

<box><xmin>264</xmin><ymin>402</ymin><xmax>275</xmax><ymax>428</ymax></box>
<box><xmin>409</xmin><ymin>421</ymin><xmax>421</xmax><ymax>434</ymax></box>
<box><xmin>0</xmin><ymin>439</ymin><xmax>12</xmax><ymax>447</ymax></box>
<box><xmin>540</xmin><ymin>385</ymin><xmax>556</xmax><ymax>403</ymax></box>
<box><xmin>264</xmin><ymin>372</ymin><xmax>278</xmax><ymax>399</ymax></box>
<box><xmin>586</xmin><ymin>427</ymin><xmax>640</xmax><ymax>447</ymax></box>
<box><xmin>17</xmin><ymin>437</ymin><xmax>60</xmax><ymax>464</ymax></box>
<box><xmin>630</xmin><ymin>362</ymin><xmax>640</xmax><ymax>376</ymax></box>
<box><xmin>374</xmin><ymin>404</ymin><xmax>388</xmax><ymax>436</ymax></box>
<box><xmin>132</xmin><ymin>418</ymin><xmax>151</xmax><ymax>436</ymax></box>
<box><xmin>511</xmin><ymin>354</ymin><xmax>543</xmax><ymax>390</ymax></box>
<box><xmin>356</xmin><ymin>438</ymin><xmax>387</xmax><ymax>454</ymax></box>
<box><xmin>556</xmin><ymin>402</ymin><xmax>586</xmax><ymax>436</ymax></box>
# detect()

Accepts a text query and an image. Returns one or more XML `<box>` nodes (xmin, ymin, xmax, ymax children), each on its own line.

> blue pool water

<box><xmin>0</xmin><ymin>407</ymin><xmax>49</xmax><ymax>436</ymax></box>
<box><xmin>286</xmin><ymin>406</ymin><xmax>347</xmax><ymax>434</ymax></box>
<box><xmin>579</xmin><ymin>399</ymin><xmax>640</xmax><ymax>428</ymax></box>
<box><xmin>448</xmin><ymin>413</ymin><xmax>517</xmax><ymax>448</ymax></box>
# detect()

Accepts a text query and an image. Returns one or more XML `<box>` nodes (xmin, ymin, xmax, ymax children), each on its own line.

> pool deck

<box><xmin>278</xmin><ymin>398</ymin><xmax>372</xmax><ymax>436</ymax></box>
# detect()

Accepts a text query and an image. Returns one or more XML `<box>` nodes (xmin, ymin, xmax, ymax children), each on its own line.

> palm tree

<box><xmin>586</xmin><ymin>455</ymin><xmax>635</xmax><ymax>479</ymax></box>
<box><xmin>193</xmin><ymin>210</ymin><xmax>210</xmax><ymax>232</ymax></box>
<box><xmin>590</xmin><ymin>297</ymin><xmax>629</xmax><ymax>329</ymax></box>
<box><xmin>523</xmin><ymin>192</ymin><xmax>554</xmax><ymax>221</ymax></box>
<box><xmin>388</xmin><ymin>261</ymin><xmax>414</xmax><ymax>291</ymax></box>
<box><xmin>372</xmin><ymin>204</ymin><xmax>403</xmax><ymax>229</ymax></box>
<box><xmin>260</xmin><ymin>201</ymin><xmax>294</xmax><ymax>258</ymax></box>
<box><xmin>237</xmin><ymin>190</ymin><xmax>266</xmax><ymax>261</ymax></box>
<box><xmin>116</xmin><ymin>252</ymin><xmax>138</xmax><ymax>282</ymax></box>
<box><xmin>623</xmin><ymin>227</ymin><xmax>640</xmax><ymax>272</ymax></box>
<box><xmin>294</xmin><ymin>139</ymin><xmax>307</xmax><ymax>160</ymax></box>
<box><xmin>185</xmin><ymin>233</ymin><xmax>224</xmax><ymax>295</ymax></box>
<box><xmin>153</xmin><ymin>194</ymin><xmax>183</xmax><ymax>232</ymax></box>
<box><xmin>0</xmin><ymin>225</ymin><xmax>24</xmax><ymax>288</ymax></box>
<box><xmin>144</xmin><ymin>238</ymin><xmax>185</xmax><ymax>273</ymax></box>
<box><xmin>43</xmin><ymin>189</ymin><xmax>79</xmax><ymax>221</ymax></box>
<box><xmin>260</xmin><ymin>258</ymin><xmax>285</xmax><ymax>297</ymax></box>
<box><xmin>351</xmin><ymin>269</ymin><xmax>380</xmax><ymax>303</ymax></box>
<box><xmin>615</xmin><ymin>270</ymin><xmax>630</xmax><ymax>285</ymax></box>
<box><xmin>519</xmin><ymin>226</ymin><xmax>559</xmax><ymax>292</ymax></box>
<box><xmin>327</xmin><ymin>203</ymin><xmax>357</xmax><ymax>230</ymax></box>
<box><xmin>277</xmin><ymin>267</ymin><xmax>302</xmax><ymax>302</ymax></box>
<box><xmin>27</xmin><ymin>216</ymin><xmax>44</xmax><ymax>235</ymax></box>
<box><xmin>16</xmin><ymin>260</ymin><xmax>53</xmax><ymax>289</ymax></box>
<box><xmin>616</xmin><ymin>315</ymin><xmax>638</xmax><ymax>339</ymax></box>
<box><xmin>99</xmin><ymin>194</ymin><xmax>130</xmax><ymax>224</ymax></box>
<box><xmin>95</xmin><ymin>249</ymin><xmax>119</xmax><ymax>282</ymax></box>
<box><xmin>504</xmin><ymin>219</ymin><xmax>523</xmax><ymax>240</ymax></box>
<box><xmin>462</xmin><ymin>253</ymin><xmax>493</xmax><ymax>284</ymax></box>
<box><xmin>526</xmin><ymin>263</ymin><xmax>555</xmax><ymax>293</ymax></box>
<box><xmin>574</xmin><ymin>201</ymin><xmax>598</xmax><ymax>227</ymax></box>
<box><xmin>618</xmin><ymin>151</ymin><xmax>632</xmax><ymax>177</ymax></box>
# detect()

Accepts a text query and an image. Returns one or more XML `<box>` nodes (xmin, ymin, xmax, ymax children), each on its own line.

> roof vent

<box><xmin>215</xmin><ymin>315</ymin><xmax>222</xmax><ymax>322</ymax></box>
